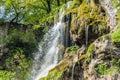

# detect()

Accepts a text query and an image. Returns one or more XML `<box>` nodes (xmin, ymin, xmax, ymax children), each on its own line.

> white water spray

<box><xmin>71</xmin><ymin>63</ymin><xmax>76</xmax><ymax>80</ymax></box>
<box><xmin>29</xmin><ymin>2</ymin><xmax>72</xmax><ymax>80</ymax></box>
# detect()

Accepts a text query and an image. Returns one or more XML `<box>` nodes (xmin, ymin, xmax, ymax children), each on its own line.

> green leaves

<box><xmin>69</xmin><ymin>46</ymin><xmax>78</xmax><ymax>51</ymax></box>
<box><xmin>0</xmin><ymin>70</ymin><xmax>16</xmax><ymax>80</ymax></box>
<box><xmin>5</xmin><ymin>48</ymin><xmax>31</xmax><ymax>80</ymax></box>
<box><xmin>95</xmin><ymin>63</ymin><xmax>108</xmax><ymax>75</ymax></box>
<box><xmin>1</xmin><ymin>0</ymin><xmax>71</xmax><ymax>24</ymax></box>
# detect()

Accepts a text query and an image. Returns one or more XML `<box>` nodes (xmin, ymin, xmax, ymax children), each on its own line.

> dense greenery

<box><xmin>0</xmin><ymin>0</ymin><xmax>120</xmax><ymax>80</ymax></box>
<box><xmin>0</xmin><ymin>0</ymin><xmax>72</xmax><ymax>80</ymax></box>
<box><xmin>0</xmin><ymin>0</ymin><xmax>71</xmax><ymax>24</ymax></box>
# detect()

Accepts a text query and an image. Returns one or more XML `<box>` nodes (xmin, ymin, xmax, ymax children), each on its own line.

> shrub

<box><xmin>69</xmin><ymin>46</ymin><xmax>78</xmax><ymax>51</ymax></box>
<box><xmin>5</xmin><ymin>49</ymin><xmax>31</xmax><ymax>80</ymax></box>
<box><xmin>0</xmin><ymin>70</ymin><xmax>16</xmax><ymax>80</ymax></box>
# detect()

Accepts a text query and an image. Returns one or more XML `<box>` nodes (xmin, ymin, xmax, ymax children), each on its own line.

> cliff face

<box><xmin>41</xmin><ymin>0</ymin><xmax>120</xmax><ymax>80</ymax></box>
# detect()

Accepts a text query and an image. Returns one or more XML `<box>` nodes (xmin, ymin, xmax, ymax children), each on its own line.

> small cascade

<box><xmin>71</xmin><ymin>63</ymin><xmax>76</xmax><ymax>80</ymax></box>
<box><xmin>64</xmin><ymin>1</ymin><xmax>73</xmax><ymax>48</ymax></box>
<box><xmin>0</xmin><ymin>6</ymin><xmax>4</xmax><ymax>18</ymax></box>
<box><xmin>65</xmin><ymin>13</ymin><xmax>72</xmax><ymax>48</ymax></box>
<box><xmin>85</xmin><ymin>26</ymin><xmax>89</xmax><ymax>49</ymax></box>
<box><xmin>86</xmin><ymin>0</ymin><xmax>89</xmax><ymax>4</ymax></box>
<box><xmin>30</xmin><ymin>14</ymin><xmax>64</xmax><ymax>80</ymax></box>
<box><xmin>29</xmin><ymin>2</ymin><xmax>72</xmax><ymax>80</ymax></box>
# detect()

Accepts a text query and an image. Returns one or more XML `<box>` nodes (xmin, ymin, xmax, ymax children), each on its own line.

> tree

<box><xmin>0</xmin><ymin>0</ymin><xmax>72</xmax><ymax>24</ymax></box>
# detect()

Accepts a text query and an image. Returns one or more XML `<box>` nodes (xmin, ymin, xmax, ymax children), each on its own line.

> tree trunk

<box><xmin>46</xmin><ymin>0</ymin><xmax>51</xmax><ymax>13</ymax></box>
<box><xmin>57</xmin><ymin>0</ymin><xmax>60</xmax><ymax>6</ymax></box>
<box><xmin>64</xmin><ymin>0</ymin><xmax>67</xmax><ymax>3</ymax></box>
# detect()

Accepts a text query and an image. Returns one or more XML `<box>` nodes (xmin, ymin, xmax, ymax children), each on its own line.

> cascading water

<box><xmin>29</xmin><ymin>2</ymin><xmax>72</xmax><ymax>80</ymax></box>
<box><xmin>71</xmin><ymin>63</ymin><xmax>76</xmax><ymax>80</ymax></box>
<box><xmin>85</xmin><ymin>26</ymin><xmax>89</xmax><ymax>49</ymax></box>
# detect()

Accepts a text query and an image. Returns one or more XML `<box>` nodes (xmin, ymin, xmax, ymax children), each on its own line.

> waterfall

<box><xmin>85</xmin><ymin>26</ymin><xmax>89</xmax><ymax>49</ymax></box>
<box><xmin>0</xmin><ymin>6</ymin><xmax>4</xmax><ymax>18</ymax></box>
<box><xmin>29</xmin><ymin>2</ymin><xmax>72</xmax><ymax>80</ymax></box>
<box><xmin>71</xmin><ymin>63</ymin><xmax>76</xmax><ymax>80</ymax></box>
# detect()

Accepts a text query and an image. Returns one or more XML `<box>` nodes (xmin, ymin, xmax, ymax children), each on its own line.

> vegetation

<box><xmin>112</xmin><ymin>0</ymin><xmax>120</xmax><ymax>9</ymax></box>
<box><xmin>95</xmin><ymin>58</ymin><xmax>120</xmax><ymax>75</ymax></box>
<box><xmin>0</xmin><ymin>0</ymin><xmax>120</xmax><ymax>80</ymax></box>
<box><xmin>111</xmin><ymin>25</ymin><xmax>120</xmax><ymax>47</ymax></box>
<box><xmin>69</xmin><ymin>46</ymin><xmax>78</xmax><ymax>51</ymax></box>
<box><xmin>87</xmin><ymin>43</ymin><xmax>94</xmax><ymax>53</ymax></box>
<box><xmin>0</xmin><ymin>70</ymin><xmax>16</xmax><ymax>80</ymax></box>
<box><xmin>41</xmin><ymin>69</ymin><xmax>64</xmax><ymax>80</ymax></box>
<box><xmin>0</xmin><ymin>0</ymin><xmax>72</xmax><ymax>80</ymax></box>
<box><xmin>85</xmin><ymin>43</ymin><xmax>94</xmax><ymax>62</ymax></box>
<box><xmin>5</xmin><ymin>49</ymin><xmax>31</xmax><ymax>80</ymax></box>
<box><xmin>0</xmin><ymin>0</ymin><xmax>71</xmax><ymax>25</ymax></box>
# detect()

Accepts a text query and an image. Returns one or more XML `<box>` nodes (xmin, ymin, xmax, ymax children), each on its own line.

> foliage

<box><xmin>41</xmin><ymin>69</ymin><xmax>64</xmax><ymax>80</ymax></box>
<box><xmin>112</xmin><ymin>0</ymin><xmax>120</xmax><ymax>9</ymax></box>
<box><xmin>33</xmin><ymin>26</ymin><xmax>48</xmax><ymax>42</ymax></box>
<box><xmin>87</xmin><ymin>43</ymin><xmax>94</xmax><ymax>53</ymax></box>
<box><xmin>111</xmin><ymin>58</ymin><xmax>120</xmax><ymax>71</ymax></box>
<box><xmin>95</xmin><ymin>58</ymin><xmax>120</xmax><ymax>75</ymax></box>
<box><xmin>5</xmin><ymin>29</ymin><xmax>36</xmax><ymax>43</ymax></box>
<box><xmin>95</xmin><ymin>63</ymin><xmax>109</xmax><ymax>75</ymax></box>
<box><xmin>0</xmin><ymin>0</ymin><xmax>71</xmax><ymax>24</ymax></box>
<box><xmin>111</xmin><ymin>26</ymin><xmax>120</xmax><ymax>46</ymax></box>
<box><xmin>0</xmin><ymin>28</ymin><xmax>38</xmax><ymax>80</ymax></box>
<box><xmin>69</xmin><ymin>46</ymin><xmax>78</xmax><ymax>51</ymax></box>
<box><xmin>0</xmin><ymin>70</ymin><xmax>16</xmax><ymax>80</ymax></box>
<box><xmin>92</xmin><ymin>24</ymin><xmax>109</xmax><ymax>35</ymax></box>
<box><xmin>0</xmin><ymin>0</ymin><xmax>73</xmax><ymax>80</ymax></box>
<box><xmin>85</xmin><ymin>43</ymin><xmax>94</xmax><ymax>62</ymax></box>
<box><xmin>5</xmin><ymin>48</ymin><xmax>31</xmax><ymax>80</ymax></box>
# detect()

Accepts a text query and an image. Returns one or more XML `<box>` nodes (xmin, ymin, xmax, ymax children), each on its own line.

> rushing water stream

<box><xmin>71</xmin><ymin>63</ymin><xmax>76</xmax><ymax>80</ymax></box>
<box><xmin>29</xmin><ymin>2</ymin><xmax>72</xmax><ymax>80</ymax></box>
<box><xmin>85</xmin><ymin>26</ymin><xmax>89</xmax><ymax>49</ymax></box>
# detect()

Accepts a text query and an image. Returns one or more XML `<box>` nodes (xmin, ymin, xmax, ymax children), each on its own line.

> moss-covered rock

<box><xmin>40</xmin><ymin>45</ymin><xmax>86</xmax><ymax>80</ymax></box>
<box><xmin>68</xmin><ymin>0</ymin><xmax>109</xmax><ymax>46</ymax></box>
<box><xmin>39</xmin><ymin>0</ymin><xmax>120</xmax><ymax>80</ymax></box>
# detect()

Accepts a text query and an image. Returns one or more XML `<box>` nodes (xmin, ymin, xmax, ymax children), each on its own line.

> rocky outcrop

<box><xmin>99</xmin><ymin>0</ymin><xmax>117</xmax><ymax>32</ymax></box>
<box><xmin>69</xmin><ymin>0</ymin><xmax>109</xmax><ymax>46</ymax></box>
<box><xmin>84</xmin><ymin>32</ymin><xmax>120</xmax><ymax>80</ymax></box>
<box><xmin>39</xmin><ymin>0</ymin><xmax>120</xmax><ymax>80</ymax></box>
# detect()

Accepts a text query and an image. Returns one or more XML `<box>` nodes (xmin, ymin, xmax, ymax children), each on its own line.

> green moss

<box><xmin>70</xmin><ymin>0</ymin><xmax>107</xmax><ymax>38</ymax></box>
<box><xmin>111</xmin><ymin>26</ymin><xmax>120</xmax><ymax>46</ymax></box>
<box><xmin>0</xmin><ymin>70</ymin><xmax>16</xmax><ymax>80</ymax></box>
<box><xmin>95</xmin><ymin>58</ymin><xmax>120</xmax><ymax>75</ymax></box>
<box><xmin>86</xmin><ymin>43</ymin><xmax>95</xmax><ymax>62</ymax></box>
<box><xmin>40</xmin><ymin>67</ymin><xmax>64</xmax><ymax>80</ymax></box>
<box><xmin>111</xmin><ymin>0</ymin><xmax>120</xmax><ymax>9</ymax></box>
<box><xmin>69</xmin><ymin>46</ymin><xmax>78</xmax><ymax>51</ymax></box>
<box><xmin>87</xmin><ymin>43</ymin><xmax>95</xmax><ymax>53</ymax></box>
<box><xmin>117</xmin><ymin>12</ymin><xmax>120</xmax><ymax>21</ymax></box>
<box><xmin>111</xmin><ymin>32</ymin><xmax>120</xmax><ymax>43</ymax></box>
<box><xmin>40</xmin><ymin>60</ymin><xmax>69</xmax><ymax>80</ymax></box>
<box><xmin>95</xmin><ymin>63</ymin><xmax>108</xmax><ymax>75</ymax></box>
<box><xmin>111</xmin><ymin>58</ymin><xmax>120</xmax><ymax>71</ymax></box>
<box><xmin>95</xmin><ymin>63</ymin><xmax>118</xmax><ymax>75</ymax></box>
